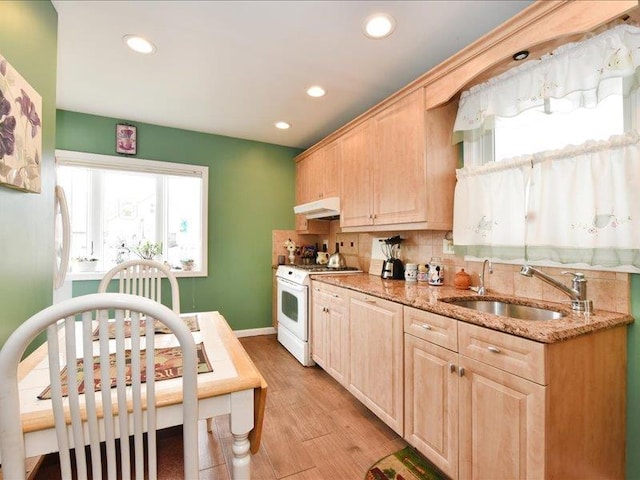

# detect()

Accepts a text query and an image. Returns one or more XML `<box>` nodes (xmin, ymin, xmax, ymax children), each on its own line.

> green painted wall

<box><xmin>628</xmin><ymin>275</ymin><xmax>640</xmax><ymax>480</ymax></box>
<box><xmin>56</xmin><ymin>110</ymin><xmax>299</xmax><ymax>331</ymax></box>
<box><xmin>0</xmin><ymin>2</ymin><xmax>57</xmax><ymax>348</ymax></box>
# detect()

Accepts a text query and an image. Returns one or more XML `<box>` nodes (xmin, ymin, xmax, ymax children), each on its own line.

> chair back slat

<box><xmin>99</xmin><ymin>259</ymin><xmax>180</xmax><ymax>314</ymax></box>
<box><xmin>113</xmin><ymin>309</ymin><xmax>132</xmax><ymax>480</ymax></box>
<box><xmin>129</xmin><ymin>310</ymin><xmax>145</xmax><ymax>480</ymax></box>
<box><xmin>82</xmin><ymin>311</ymin><xmax>103</xmax><ymax>480</ymax></box>
<box><xmin>97</xmin><ymin>308</ymin><xmax>117</xmax><ymax>479</ymax></box>
<box><xmin>47</xmin><ymin>321</ymin><xmax>73</xmax><ymax>479</ymax></box>
<box><xmin>0</xmin><ymin>293</ymin><xmax>199</xmax><ymax>479</ymax></box>
<box><xmin>146</xmin><ymin>309</ymin><xmax>158</xmax><ymax>480</ymax></box>
<box><xmin>64</xmin><ymin>315</ymin><xmax>88</xmax><ymax>479</ymax></box>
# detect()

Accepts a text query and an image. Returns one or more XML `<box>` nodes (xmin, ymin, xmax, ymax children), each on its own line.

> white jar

<box><xmin>417</xmin><ymin>264</ymin><xmax>429</xmax><ymax>282</ymax></box>
<box><xmin>428</xmin><ymin>257</ymin><xmax>444</xmax><ymax>286</ymax></box>
<box><xmin>404</xmin><ymin>263</ymin><xmax>418</xmax><ymax>282</ymax></box>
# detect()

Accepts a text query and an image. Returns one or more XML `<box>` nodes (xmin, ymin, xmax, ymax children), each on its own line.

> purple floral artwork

<box><xmin>0</xmin><ymin>53</ymin><xmax>42</xmax><ymax>193</ymax></box>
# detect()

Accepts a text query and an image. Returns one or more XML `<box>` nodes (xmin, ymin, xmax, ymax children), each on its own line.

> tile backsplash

<box><xmin>273</xmin><ymin>221</ymin><xmax>630</xmax><ymax>314</ymax></box>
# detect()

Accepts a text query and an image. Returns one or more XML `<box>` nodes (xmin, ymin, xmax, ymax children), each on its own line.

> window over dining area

<box><xmin>56</xmin><ymin>150</ymin><xmax>208</xmax><ymax>277</ymax></box>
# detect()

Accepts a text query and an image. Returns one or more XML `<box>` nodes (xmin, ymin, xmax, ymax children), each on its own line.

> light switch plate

<box><xmin>443</xmin><ymin>238</ymin><xmax>455</xmax><ymax>255</ymax></box>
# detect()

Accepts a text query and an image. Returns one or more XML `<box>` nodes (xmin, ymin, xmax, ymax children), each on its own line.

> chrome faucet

<box><xmin>519</xmin><ymin>265</ymin><xmax>592</xmax><ymax>312</ymax></box>
<box><xmin>471</xmin><ymin>259</ymin><xmax>493</xmax><ymax>295</ymax></box>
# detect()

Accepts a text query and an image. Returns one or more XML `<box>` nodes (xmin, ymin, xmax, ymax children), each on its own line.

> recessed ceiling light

<box><xmin>275</xmin><ymin>121</ymin><xmax>291</xmax><ymax>130</ymax></box>
<box><xmin>123</xmin><ymin>35</ymin><xmax>156</xmax><ymax>54</ymax></box>
<box><xmin>307</xmin><ymin>86</ymin><xmax>326</xmax><ymax>98</ymax></box>
<box><xmin>363</xmin><ymin>13</ymin><xmax>396</xmax><ymax>39</ymax></box>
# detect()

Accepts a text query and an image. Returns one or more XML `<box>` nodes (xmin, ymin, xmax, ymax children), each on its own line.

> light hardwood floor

<box><xmin>32</xmin><ymin>334</ymin><xmax>406</xmax><ymax>479</ymax></box>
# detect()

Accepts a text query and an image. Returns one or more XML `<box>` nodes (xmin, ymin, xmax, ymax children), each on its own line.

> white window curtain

<box><xmin>454</xmin><ymin>132</ymin><xmax>640</xmax><ymax>268</ymax></box>
<box><xmin>452</xmin><ymin>22</ymin><xmax>640</xmax><ymax>270</ymax></box>
<box><xmin>453</xmin><ymin>23</ymin><xmax>640</xmax><ymax>143</ymax></box>
<box><xmin>453</xmin><ymin>158</ymin><xmax>529</xmax><ymax>260</ymax></box>
<box><xmin>526</xmin><ymin>132</ymin><xmax>640</xmax><ymax>267</ymax></box>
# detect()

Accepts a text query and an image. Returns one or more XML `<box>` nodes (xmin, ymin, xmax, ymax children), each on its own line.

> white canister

<box><xmin>404</xmin><ymin>263</ymin><xmax>418</xmax><ymax>282</ymax></box>
<box><xmin>428</xmin><ymin>257</ymin><xmax>444</xmax><ymax>286</ymax></box>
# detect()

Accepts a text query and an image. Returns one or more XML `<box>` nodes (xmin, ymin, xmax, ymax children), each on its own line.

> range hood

<box><xmin>293</xmin><ymin>196</ymin><xmax>340</xmax><ymax>219</ymax></box>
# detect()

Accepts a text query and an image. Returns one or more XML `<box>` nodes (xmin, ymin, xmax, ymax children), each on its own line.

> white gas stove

<box><xmin>275</xmin><ymin>264</ymin><xmax>362</xmax><ymax>286</ymax></box>
<box><xmin>275</xmin><ymin>264</ymin><xmax>362</xmax><ymax>366</ymax></box>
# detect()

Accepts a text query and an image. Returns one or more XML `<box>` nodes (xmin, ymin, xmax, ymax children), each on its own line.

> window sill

<box><xmin>67</xmin><ymin>270</ymin><xmax>208</xmax><ymax>281</ymax></box>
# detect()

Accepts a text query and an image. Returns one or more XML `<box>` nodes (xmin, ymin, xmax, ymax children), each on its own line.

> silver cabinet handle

<box><xmin>333</xmin><ymin>294</ymin><xmax>339</xmax><ymax>298</ymax></box>
<box><xmin>421</xmin><ymin>324</ymin><xmax>432</xmax><ymax>330</ymax></box>
<box><xmin>487</xmin><ymin>346</ymin><xmax>501</xmax><ymax>354</ymax></box>
<box><xmin>449</xmin><ymin>363</ymin><xmax>456</xmax><ymax>373</ymax></box>
<box><xmin>459</xmin><ymin>367</ymin><xmax>465</xmax><ymax>377</ymax></box>
<box><xmin>364</xmin><ymin>297</ymin><xmax>376</xmax><ymax>304</ymax></box>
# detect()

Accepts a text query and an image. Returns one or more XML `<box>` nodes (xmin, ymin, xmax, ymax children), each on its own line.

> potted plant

<box><xmin>73</xmin><ymin>256</ymin><xmax>98</xmax><ymax>272</ymax></box>
<box><xmin>127</xmin><ymin>239</ymin><xmax>163</xmax><ymax>260</ymax></box>
<box><xmin>180</xmin><ymin>258</ymin><xmax>195</xmax><ymax>271</ymax></box>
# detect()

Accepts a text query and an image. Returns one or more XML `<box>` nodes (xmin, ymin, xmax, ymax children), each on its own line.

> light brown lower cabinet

<box><xmin>348</xmin><ymin>291</ymin><xmax>404</xmax><ymax>435</ymax></box>
<box><xmin>404</xmin><ymin>306</ymin><xmax>626</xmax><ymax>479</ymax></box>
<box><xmin>310</xmin><ymin>281</ymin><xmax>349</xmax><ymax>385</ymax></box>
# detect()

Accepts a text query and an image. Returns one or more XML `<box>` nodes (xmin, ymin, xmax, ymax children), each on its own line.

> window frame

<box><xmin>55</xmin><ymin>149</ymin><xmax>209</xmax><ymax>280</ymax></box>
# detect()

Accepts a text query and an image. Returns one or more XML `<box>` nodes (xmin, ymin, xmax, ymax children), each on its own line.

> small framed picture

<box><xmin>116</xmin><ymin>123</ymin><xmax>137</xmax><ymax>155</ymax></box>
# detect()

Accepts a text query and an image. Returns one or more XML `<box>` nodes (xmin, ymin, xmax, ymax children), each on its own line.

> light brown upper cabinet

<box><xmin>340</xmin><ymin>88</ymin><xmax>457</xmax><ymax>231</ymax></box>
<box><xmin>295</xmin><ymin>146</ymin><xmax>336</xmax><ymax>234</ymax></box>
<box><xmin>295</xmin><ymin>141</ymin><xmax>341</xmax><ymax>205</ymax></box>
<box><xmin>340</xmin><ymin>119</ymin><xmax>374</xmax><ymax>227</ymax></box>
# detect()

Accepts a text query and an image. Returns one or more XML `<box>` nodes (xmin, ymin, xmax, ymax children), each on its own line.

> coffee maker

<box><xmin>380</xmin><ymin>236</ymin><xmax>404</xmax><ymax>280</ymax></box>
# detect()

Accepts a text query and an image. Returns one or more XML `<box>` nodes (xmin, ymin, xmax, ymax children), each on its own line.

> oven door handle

<box><xmin>277</xmin><ymin>277</ymin><xmax>307</xmax><ymax>292</ymax></box>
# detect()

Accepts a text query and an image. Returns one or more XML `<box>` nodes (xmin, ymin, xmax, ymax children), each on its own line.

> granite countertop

<box><xmin>310</xmin><ymin>273</ymin><xmax>634</xmax><ymax>343</ymax></box>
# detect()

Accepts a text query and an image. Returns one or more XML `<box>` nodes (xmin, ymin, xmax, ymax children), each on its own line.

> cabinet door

<box><xmin>310</xmin><ymin>285</ymin><xmax>329</xmax><ymax>368</ymax></box>
<box><xmin>458</xmin><ymin>356</ymin><xmax>545</xmax><ymax>480</ymax></box>
<box><xmin>349</xmin><ymin>292</ymin><xmax>403</xmax><ymax>434</ymax></box>
<box><xmin>340</xmin><ymin>121</ymin><xmax>374</xmax><ymax>227</ymax></box>
<box><xmin>322</xmin><ymin>141</ymin><xmax>341</xmax><ymax>199</ymax></box>
<box><xmin>372</xmin><ymin>89</ymin><xmax>427</xmax><ymax>225</ymax></box>
<box><xmin>296</xmin><ymin>215</ymin><xmax>330</xmax><ymax>234</ymax></box>
<box><xmin>326</xmin><ymin>290</ymin><xmax>348</xmax><ymax>385</ymax></box>
<box><xmin>405</xmin><ymin>334</ymin><xmax>459</xmax><ymax>479</ymax></box>
<box><xmin>296</xmin><ymin>155</ymin><xmax>313</xmax><ymax>205</ymax></box>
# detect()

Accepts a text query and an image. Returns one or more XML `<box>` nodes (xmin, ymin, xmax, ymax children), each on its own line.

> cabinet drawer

<box><xmin>404</xmin><ymin>306</ymin><xmax>457</xmax><ymax>352</ymax></box>
<box><xmin>458</xmin><ymin>322</ymin><xmax>546</xmax><ymax>385</ymax></box>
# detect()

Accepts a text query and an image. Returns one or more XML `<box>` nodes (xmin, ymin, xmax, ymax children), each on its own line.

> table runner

<box><xmin>37</xmin><ymin>343</ymin><xmax>212</xmax><ymax>400</ymax></box>
<box><xmin>91</xmin><ymin>315</ymin><xmax>199</xmax><ymax>339</ymax></box>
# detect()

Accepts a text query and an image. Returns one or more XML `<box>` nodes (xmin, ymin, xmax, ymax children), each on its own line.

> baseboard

<box><xmin>234</xmin><ymin>326</ymin><xmax>277</xmax><ymax>338</ymax></box>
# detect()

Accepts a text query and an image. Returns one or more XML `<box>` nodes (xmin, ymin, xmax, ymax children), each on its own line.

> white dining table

<box><xmin>9</xmin><ymin>311</ymin><xmax>267</xmax><ymax>479</ymax></box>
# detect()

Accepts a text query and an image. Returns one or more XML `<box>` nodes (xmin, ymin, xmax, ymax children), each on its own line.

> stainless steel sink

<box><xmin>447</xmin><ymin>300</ymin><xmax>566</xmax><ymax>321</ymax></box>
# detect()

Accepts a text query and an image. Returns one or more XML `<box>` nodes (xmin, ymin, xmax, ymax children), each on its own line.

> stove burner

<box><xmin>289</xmin><ymin>265</ymin><xmax>361</xmax><ymax>272</ymax></box>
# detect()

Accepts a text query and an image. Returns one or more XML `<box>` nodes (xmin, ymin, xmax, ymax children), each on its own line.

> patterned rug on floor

<box><xmin>365</xmin><ymin>446</ymin><xmax>447</xmax><ymax>480</ymax></box>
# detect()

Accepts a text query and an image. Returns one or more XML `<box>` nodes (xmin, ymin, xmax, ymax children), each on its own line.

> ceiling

<box><xmin>53</xmin><ymin>0</ymin><xmax>533</xmax><ymax>150</ymax></box>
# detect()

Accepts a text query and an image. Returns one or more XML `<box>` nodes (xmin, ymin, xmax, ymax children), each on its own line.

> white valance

<box><xmin>453</xmin><ymin>23</ymin><xmax>640</xmax><ymax>142</ymax></box>
<box><xmin>453</xmin><ymin>132</ymin><xmax>640</xmax><ymax>268</ymax></box>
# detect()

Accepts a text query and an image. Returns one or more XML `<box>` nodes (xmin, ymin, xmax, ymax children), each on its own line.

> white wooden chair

<box><xmin>99</xmin><ymin>259</ymin><xmax>181</xmax><ymax>314</ymax></box>
<box><xmin>0</xmin><ymin>293</ymin><xmax>199</xmax><ymax>480</ymax></box>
